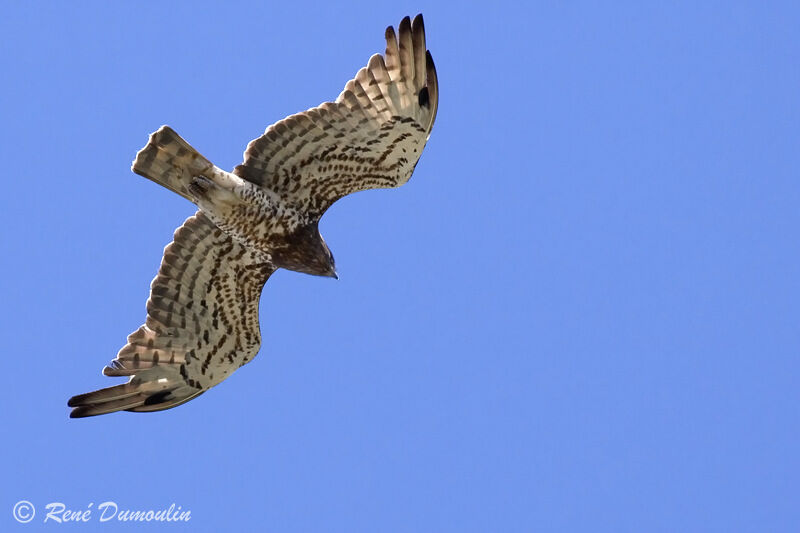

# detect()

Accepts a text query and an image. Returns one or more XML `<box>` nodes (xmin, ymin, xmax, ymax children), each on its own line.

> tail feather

<box><xmin>131</xmin><ymin>125</ymin><xmax>214</xmax><ymax>201</ymax></box>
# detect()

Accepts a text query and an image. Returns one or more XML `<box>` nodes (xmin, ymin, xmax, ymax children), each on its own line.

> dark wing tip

<box><xmin>425</xmin><ymin>50</ymin><xmax>438</xmax><ymax>130</ymax></box>
<box><xmin>398</xmin><ymin>15</ymin><xmax>412</xmax><ymax>36</ymax></box>
<box><xmin>412</xmin><ymin>13</ymin><xmax>425</xmax><ymax>34</ymax></box>
<box><xmin>426</xmin><ymin>50</ymin><xmax>437</xmax><ymax>78</ymax></box>
<box><xmin>69</xmin><ymin>406</ymin><xmax>94</xmax><ymax>419</ymax></box>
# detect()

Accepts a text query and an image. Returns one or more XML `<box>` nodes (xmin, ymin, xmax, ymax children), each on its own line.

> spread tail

<box><xmin>131</xmin><ymin>126</ymin><xmax>215</xmax><ymax>201</ymax></box>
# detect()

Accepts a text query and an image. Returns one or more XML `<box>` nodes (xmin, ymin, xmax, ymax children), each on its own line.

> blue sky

<box><xmin>1</xmin><ymin>1</ymin><xmax>798</xmax><ymax>531</ymax></box>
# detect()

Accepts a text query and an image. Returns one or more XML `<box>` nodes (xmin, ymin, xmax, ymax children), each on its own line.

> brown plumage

<box><xmin>69</xmin><ymin>14</ymin><xmax>438</xmax><ymax>418</ymax></box>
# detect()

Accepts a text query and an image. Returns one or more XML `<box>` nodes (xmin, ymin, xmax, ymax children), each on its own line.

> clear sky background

<box><xmin>1</xmin><ymin>1</ymin><xmax>797</xmax><ymax>531</ymax></box>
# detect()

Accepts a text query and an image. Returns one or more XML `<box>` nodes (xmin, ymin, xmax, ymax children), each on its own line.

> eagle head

<box><xmin>272</xmin><ymin>222</ymin><xmax>338</xmax><ymax>279</ymax></box>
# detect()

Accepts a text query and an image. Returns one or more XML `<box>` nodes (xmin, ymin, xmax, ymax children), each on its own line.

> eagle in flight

<box><xmin>68</xmin><ymin>15</ymin><xmax>438</xmax><ymax>418</ymax></box>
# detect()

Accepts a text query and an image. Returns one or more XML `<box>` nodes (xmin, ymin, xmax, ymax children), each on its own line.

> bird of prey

<box><xmin>68</xmin><ymin>14</ymin><xmax>438</xmax><ymax>418</ymax></box>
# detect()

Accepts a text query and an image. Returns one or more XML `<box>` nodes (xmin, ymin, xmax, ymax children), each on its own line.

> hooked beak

<box><xmin>326</xmin><ymin>266</ymin><xmax>338</xmax><ymax>280</ymax></box>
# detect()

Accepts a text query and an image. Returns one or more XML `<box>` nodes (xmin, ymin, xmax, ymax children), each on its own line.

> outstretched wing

<box><xmin>69</xmin><ymin>212</ymin><xmax>276</xmax><ymax>418</ymax></box>
<box><xmin>233</xmin><ymin>14</ymin><xmax>438</xmax><ymax>219</ymax></box>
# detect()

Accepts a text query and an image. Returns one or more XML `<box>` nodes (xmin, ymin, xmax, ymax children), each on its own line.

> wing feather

<box><xmin>69</xmin><ymin>212</ymin><xmax>276</xmax><ymax>417</ymax></box>
<box><xmin>397</xmin><ymin>16</ymin><xmax>416</xmax><ymax>101</ymax></box>
<box><xmin>233</xmin><ymin>14</ymin><xmax>438</xmax><ymax>218</ymax></box>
